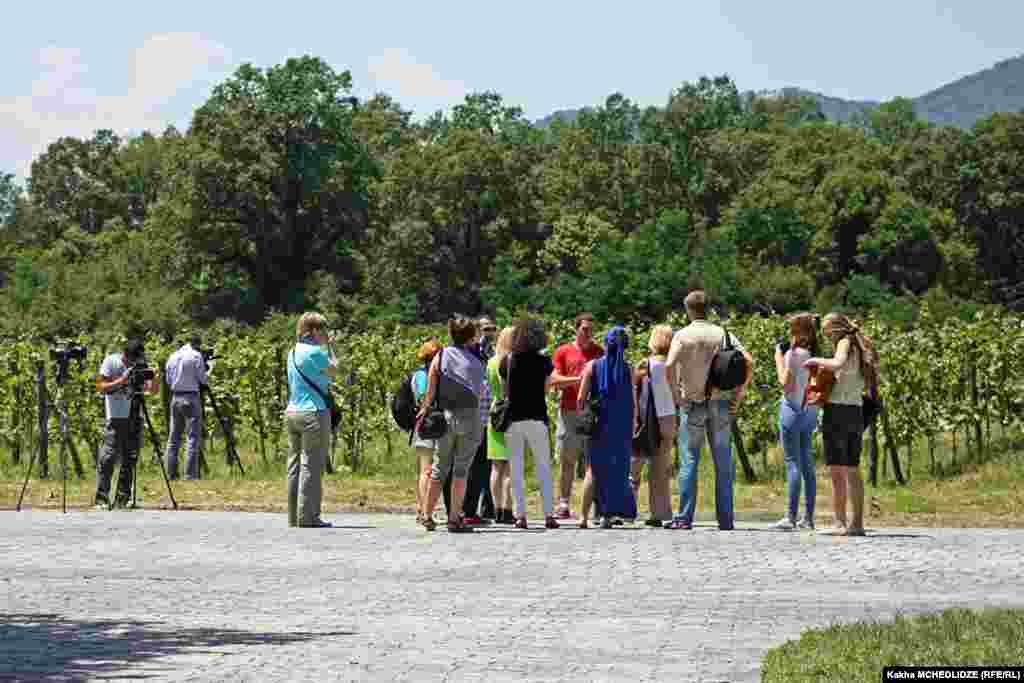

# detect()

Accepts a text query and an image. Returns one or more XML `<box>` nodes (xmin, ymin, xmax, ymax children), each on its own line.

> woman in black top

<box><xmin>500</xmin><ymin>318</ymin><xmax>580</xmax><ymax>529</ymax></box>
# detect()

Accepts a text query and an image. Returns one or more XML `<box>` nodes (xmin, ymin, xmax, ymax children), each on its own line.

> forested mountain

<box><xmin>535</xmin><ymin>54</ymin><xmax>1024</xmax><ymax>129</ymax></box>
<box><xmin>2</xmin><ymin>59</ymin><xmax>1023</xmax><ymax>339</ymax></box>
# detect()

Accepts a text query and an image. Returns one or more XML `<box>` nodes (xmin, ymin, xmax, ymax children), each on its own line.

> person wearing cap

<box><xmin>164</xmin><ymin>331</ymin><xmax>209</xmax><ymax>480</ymax></box>
<box><xmin>94</xmin><ymin>337</ymin><xmax>160</xmax><ymax>508</ymax></box>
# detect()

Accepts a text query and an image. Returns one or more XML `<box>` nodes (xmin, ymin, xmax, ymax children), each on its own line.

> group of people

<box><xmin>282</xmin><ymin>291</ymin><xmax>879</xmax><ymax>536</ymax></box>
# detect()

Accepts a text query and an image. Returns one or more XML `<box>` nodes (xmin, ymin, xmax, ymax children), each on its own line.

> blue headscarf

<box><xmin>597</xmin><ymin>326</ymin><xmax>629</xmax><ymax>396</ymax></box>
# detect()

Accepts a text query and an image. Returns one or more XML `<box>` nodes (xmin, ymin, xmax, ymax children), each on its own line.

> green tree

<box><xmin>177</xmin><ymin>56</ymin><xmax>376</xmax><ymax>314</ymax></box>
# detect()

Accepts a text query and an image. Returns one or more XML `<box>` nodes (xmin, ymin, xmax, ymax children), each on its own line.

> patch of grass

<box><xmin>762</xmin><ymin>608</ymin><xmax>1024</xmax><ymax>682</ymax></box>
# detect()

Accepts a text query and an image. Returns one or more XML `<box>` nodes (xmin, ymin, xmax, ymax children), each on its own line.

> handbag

<box><xmin>489</xmin><ymin>352</ymin><xmax>513</xmax><ymax>433</ymax></box>
<box><xmin>576</xmin><ymin>365</ymin><xmax>602</xmax><ymax>437</ymax></box>
<box><xmin>291</xmin><ymin>349</ymin><xmax>341</xmax><ymax>431</ymax></box>
<box><xmin>632</xmin><ymin>359</ymin><xmax>661</xmax><ymax>457</ymax></box>
<box><xmin>416</xmin><ymin>348</ymin><xmax>448</xmax><ymax>441</ymax></box>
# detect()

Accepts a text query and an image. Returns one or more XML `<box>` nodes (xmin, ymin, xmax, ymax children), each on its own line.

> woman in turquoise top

<box><xmin>412</xmin><ymin>340</ymin><xmax>442</xmax><ymax>524</ymax></box>
<box><xmin>285</xmin><ymin>312</ymin><xmax>338</xmax><ymax>528</ymax></box>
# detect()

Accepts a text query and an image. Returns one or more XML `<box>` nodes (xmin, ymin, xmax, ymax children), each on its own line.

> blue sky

<box><xmin>2</xmin><ymin>0</ymin><xmax>1020</xmax><ymax>180</ymax></box>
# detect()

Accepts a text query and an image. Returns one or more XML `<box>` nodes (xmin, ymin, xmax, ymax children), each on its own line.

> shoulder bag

<box><xmin>291</xmin><ymin>349</ymin><xmax>341</xmax><ymax>431</ymax></box>
<box><xmin>489</xmin><ymin>353</ymin><xmax>513</xmax><ymax>433</ymax></box>
<box><xmin>416</xmin><ymin>348</ymin><xmax>449</xmax><ymax>440</ymax></box>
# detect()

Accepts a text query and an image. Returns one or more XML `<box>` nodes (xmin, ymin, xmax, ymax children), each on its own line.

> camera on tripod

<box><xmin>50</xmin><ymin>343</ymin><xmax>88</xmax><ymax>363</ymax></box>
<box><xmin>126</xmin><ymin>360</ymin><xmax>156</xmax><ymax>391</ymax></box>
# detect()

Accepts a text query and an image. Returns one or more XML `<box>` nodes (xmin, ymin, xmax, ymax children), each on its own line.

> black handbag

<box><xmin>489</xmin><ymin>352</ymin><xmax>513</xmax><ymax>433</ymax></box>
<box><xmin>291</xmin><ymin>349</ymin><xmax>341</xmax><ymax>431</ymax></box>
<box><xmin>416</xmin><ymin>348</ymin><xmax>448</xmax><ymax>441</ymax></box>
<box><xmin>576</xmin><ymin>384</ymin><xmax>601</xmax><ymax>437</ymax></box>
<box><xmin>632</xmin><ymin>360</ymin><xmax>661</xmax><ymax>456</ymax></box>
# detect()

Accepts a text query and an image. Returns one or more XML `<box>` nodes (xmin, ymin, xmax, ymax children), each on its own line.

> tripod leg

<box><xmin>60</xmin><ymin>436</ymin><xmax>67</xmax><ymax>514</ymax></box>
<box><xmin>15</xmin><ymin>444</ymin><xmax>36</xmax><ymax>511</ymax></box>
<box><xmin>204</xmin><ymin>390</ymin><xmax>244</xmax><ymax>476</ymax></box>
<box><xmin>139</xmin><ymin>396</ymin><xmax>177</xmax><ymax>510</ymax></box>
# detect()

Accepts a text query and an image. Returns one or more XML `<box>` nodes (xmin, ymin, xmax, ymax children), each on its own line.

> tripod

<box><xmin>200</xmin><ymin>385</ymin><xmax>245</xmax><ymax>476</ymax></box>
<box><xmin>119</xmin><ymin>385</ymin><xmax>178</xmax><ymax>510</ymax></box>
<box><xmin>16</xmin><ymin>361</ymin><xmax>82</xmax><ymax>513</ymax></box>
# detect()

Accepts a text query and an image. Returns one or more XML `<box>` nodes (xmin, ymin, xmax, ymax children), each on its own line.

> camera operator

<box><xmin>164</xmin><ymin>332</ymin><xmax>209</xmax><ymax>480</ymax></box>
<box><xmin>94</xmin><ymin>337</ymin><xmax>160</xmax><ymax>508</ymax></box>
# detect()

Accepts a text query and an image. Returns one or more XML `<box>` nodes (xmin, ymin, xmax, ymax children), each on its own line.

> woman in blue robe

<box><xmin>577</xmin><ymin>327</ymin><xmax>637</xmax><ymax>528</ymax></box>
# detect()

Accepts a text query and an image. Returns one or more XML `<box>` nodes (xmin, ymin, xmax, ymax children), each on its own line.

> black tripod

<box><xmin>200</xmin><ymin>385</ymin><xmax>245</xmax><ymax>476</ymax></box>
<box><xmin>120</xmin><ymin>381</ymin><xmax>178</xmax><ymax>510</ymax></box>
<box><xmin>16</xmin><ymin>358</ymin><xmax>82</xmax><ymax>513</ymax></box>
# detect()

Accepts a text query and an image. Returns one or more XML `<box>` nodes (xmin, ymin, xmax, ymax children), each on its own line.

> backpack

<box><xmin>391</xmin><ymin>371</ymin><xmax>419</xmax><ymax>432</ymax></box>
<box><xmin>706</xmin><ymin>326</ymin><xmax>747</xmax><ymax>399</ymax></box>
<box><xmin>632</xmin><ymin>369</ymin><xmax>661</xmax><ymax>457</ymax></box>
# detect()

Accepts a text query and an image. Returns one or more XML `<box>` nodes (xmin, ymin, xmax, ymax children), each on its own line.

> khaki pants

<box><xmin>286</xmin><ymin>410</ymin><xmax>330</xmax><ymax>527</ymax></box>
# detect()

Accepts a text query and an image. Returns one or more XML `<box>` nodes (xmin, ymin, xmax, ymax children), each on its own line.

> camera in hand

<box><xmin>777</xmin><ymin>338</ymin><xmax>791</xmax><ymax>354</ymax></box>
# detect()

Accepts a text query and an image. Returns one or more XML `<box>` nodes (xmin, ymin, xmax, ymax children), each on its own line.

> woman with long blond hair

<box><xmin>629</xmin><ymin>324</ymin><xmax>676</xmax><ymax>525</ymax></box>
<box><xmin>487</xmin><ymin>326</ymin><xmax>516</xmax><ymax>523</ymax></box>
<box><xmin>804</xmin><ymin>313</ymin><xmax>878</xmax><ymax>536</ymax></box>
<box><xmin>772</xmin><ymin>313</ymin><xmax>819</xmax><ymax>530</ymax></box>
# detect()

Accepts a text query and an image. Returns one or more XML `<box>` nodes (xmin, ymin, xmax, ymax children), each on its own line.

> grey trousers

<box><xmin>286</xmin><ymin>410</ymin><xmax>330</xmax><ymax>527</ymax></box>
<box><xmin>165</xmin><ymin>393</ymin><xmax>203</xmax><ymax>479</ymax></box>
<box><xmin>96</xmin><ymin>418</ymin><xmax>141</xmax><ymax>505</ymax></box>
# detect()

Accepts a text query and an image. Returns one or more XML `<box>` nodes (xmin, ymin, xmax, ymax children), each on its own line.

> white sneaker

<box><xmin>771</xmin><ymin>517</ymin><xmax>796</xmax><ymax>530</ymax></box>
<box><xmin>796</xmin><ymin>517</ymin><xmax>815</xmax><ymax>530</ymax></box>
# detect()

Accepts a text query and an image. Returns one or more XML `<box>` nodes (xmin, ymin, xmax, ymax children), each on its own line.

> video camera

<box><xmin>126</xmin><ymin>358</ymin><xmax>156</xmax><ymax>391</ymax></box>
<box><xmin>50</xmin><ymin>342</ymin><xmax>88</xmax><ymax>384</ymax></box>
<box><xmin>50</xmin><ymin>343</ymin><xmax>88</xmax><ymax>363</ymax></box>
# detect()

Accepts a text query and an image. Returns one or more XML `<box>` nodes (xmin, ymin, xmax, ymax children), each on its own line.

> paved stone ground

<box><xmin>2</xmin><ymin>511</ymin><xmax>1023</xmax><ymax>682</ymax></box>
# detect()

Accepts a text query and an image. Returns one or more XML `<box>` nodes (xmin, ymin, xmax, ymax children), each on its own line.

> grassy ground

<box><xmin>761</xmin><ymin>608</ymin><xmax>1024</xmax><ymax>682</ymax></box>
<box><xmin>4</xmin><ymin>434</ymin><xmax>1023</xmax><ymax>527</ymax></box>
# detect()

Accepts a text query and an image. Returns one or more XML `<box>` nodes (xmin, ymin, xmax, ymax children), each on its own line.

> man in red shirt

<box><xmin>552</xmin><ymin>312</ymin><xmax>604</xmax><ymax>518</ymax></box>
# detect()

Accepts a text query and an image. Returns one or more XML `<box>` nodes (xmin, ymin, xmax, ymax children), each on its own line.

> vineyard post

<box><xmin>879</xmin><ymin>405</ymin><xmax>905</xmax><ymax>484</ymax></box>
<box><xmin>11</xmin><ymin>358</ymin><xmax>22</xmax><ymax>465</ymax></box>
<box><xmin>970</xmin><ymin>360</ymin><xmax>984</xmax><ymax>461</ymax></box>
<box><xmin>867</xmin><ymin>423</ymin><xmax>879</xmax><ymax>487</ymax></box>
<box><xmin>731</xmin><ymin>419</ymin><xmax>757</xmax><ymax>483</ymax></box>
<box><xmin>36</xmin><ymin>360</ymin><xmax>49</xmax><ymax>479</ymax></box>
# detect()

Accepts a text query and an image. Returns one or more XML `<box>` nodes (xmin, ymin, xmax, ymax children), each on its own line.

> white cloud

<box><xmin>366</xmin><ymin>48</ymin><xmax>466</xmax><ymax>101</ymax></box>
<box><xmin>1</xmin><ymin>33</ymin><xmax>231</xmax><ymax>180</ymax></box>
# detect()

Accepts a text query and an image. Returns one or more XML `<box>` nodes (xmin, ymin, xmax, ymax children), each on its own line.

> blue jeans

<box><xmin>674</xmin><ymin>400</ymin><xmax>735</xmax><ymax>529</ymax></box>
<box><xmin>780</xmin><ymin>421</ymin><xmax>816</xmax><ymax>523</ymax></box>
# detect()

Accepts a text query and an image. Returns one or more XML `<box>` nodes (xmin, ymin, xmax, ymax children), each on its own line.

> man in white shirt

<box><xmin>664</xmin><ymin>291</ymin><xmax>753</xmax><ymax>530</ymax></box>
<box><xmin>164</xmin><ymin>332</ymin><xmax>209</xmax><ymax>480</ymax></box>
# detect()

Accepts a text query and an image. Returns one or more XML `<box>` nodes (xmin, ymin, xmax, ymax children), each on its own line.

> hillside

<box><xmin>534</xmin><ymin>54</ymin><xmax>1024</xmax><ymax>129</ymax></box>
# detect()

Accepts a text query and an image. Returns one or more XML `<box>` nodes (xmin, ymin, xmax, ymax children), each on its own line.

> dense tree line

<box><xmin>1</xmin><ymin>56</ymin><xmax>1022</xmax><ymax>337</ymax></box>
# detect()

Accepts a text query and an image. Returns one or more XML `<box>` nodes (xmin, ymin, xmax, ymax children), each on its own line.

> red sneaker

<box><xmin>554</xmin><ymin>508</ymin><xmax>573</xmax><ymax>520</ymax></box>
<box><xmin>463</xmin><ymin>515</ymin><xmax>484</xmax><ymax>526</ymax></box>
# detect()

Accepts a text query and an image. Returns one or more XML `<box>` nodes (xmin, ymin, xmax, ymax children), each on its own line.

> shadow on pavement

<box><xmin>1</xmin><ymin>613</ymin><xmax>355</xmax><ymax>682</ymax></box>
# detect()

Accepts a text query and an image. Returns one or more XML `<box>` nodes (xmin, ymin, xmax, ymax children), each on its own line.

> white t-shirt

<box><xmin>99</xmin><ymin>353</ymin><xmax>131</xmax><ymax>420</ymax></box>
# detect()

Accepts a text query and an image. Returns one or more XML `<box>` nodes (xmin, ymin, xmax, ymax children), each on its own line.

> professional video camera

<box><xmin>50</xmin><ymin>343</ymin><xmax>88</xmax><ymax>363</ymax></box>
<box><xmin>126</xmin><ymin>359</ymin><xmax>156</xmax><ymax>391</ymax></box>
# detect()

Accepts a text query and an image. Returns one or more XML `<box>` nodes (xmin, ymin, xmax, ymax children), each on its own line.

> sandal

<box><xmin>579</xmin><ymin>519</ymin><xmax>589</xmax><ymax>529</ymax></box>
<box><xmin>421</xmin><ymin>516</ymin><xmax>437</xmax><ymax>531</ymax></box>
<box><xmin>448</xmin><ymin>519</ymin><xmax>473</xmax><ymax>533</ymax></box>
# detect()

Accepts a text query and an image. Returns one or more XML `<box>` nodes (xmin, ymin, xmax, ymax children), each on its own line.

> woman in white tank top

<box><xmin>629</xmin><ymin>325</ymin><xmax>677</xmax><ymax>525</ymax></box>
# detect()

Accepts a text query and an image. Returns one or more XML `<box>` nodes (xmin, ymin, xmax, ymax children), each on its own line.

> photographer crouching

<box><xmin>164</xmin><ymin>332</ymin><xmax>209</xmax><ymax>480</ymax></box>
<box><xmin>94</xmin><ymin>337</ymin><xmax>160</xmax><ymax>508</ymax></box>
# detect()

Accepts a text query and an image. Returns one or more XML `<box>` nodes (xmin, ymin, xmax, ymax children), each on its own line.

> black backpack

<box><xmin>391</xmin><ymin>371</ymin><xmax>419</xmax><ymax>432</ymax></box>
<box><xmin>632</xmin><ymin>369</ymin><xmax>661</xmax><ymax>457</ymax></box>
<box><xmin>706</xmin><ymin>326</ymin><xmax>747</xmax><ymax>398</ymax></box>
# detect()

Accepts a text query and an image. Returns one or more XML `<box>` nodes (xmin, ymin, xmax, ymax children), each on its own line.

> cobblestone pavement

<box><xmin>2</xmin><ymin>510</ymin><xmax>1023</xmax><ymax>682</ymax></box>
